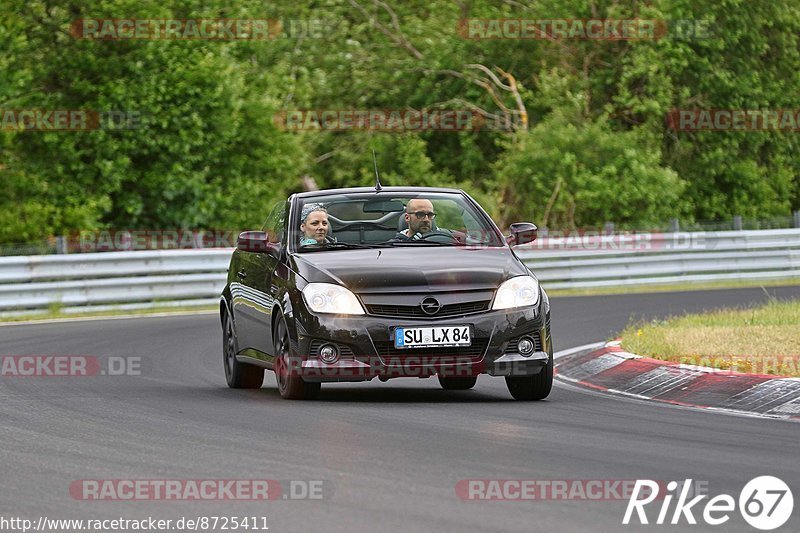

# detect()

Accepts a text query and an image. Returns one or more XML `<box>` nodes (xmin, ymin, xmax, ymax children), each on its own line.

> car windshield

<box><xmin>293</xmin><ymin>192</ymin><xmax>504</xmax><ymax>251</ymax></box>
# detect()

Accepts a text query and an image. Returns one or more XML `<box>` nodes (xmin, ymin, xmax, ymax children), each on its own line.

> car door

<box><xmin>231</xmin><ymin>200</ymin><xmax>286</xmax><ymax>358</ymax></box>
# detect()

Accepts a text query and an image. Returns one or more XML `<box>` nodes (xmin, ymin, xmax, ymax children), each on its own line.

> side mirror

<box><xmin>506</xmin><ymin>222</ymin><xmax>538</xmax><ymax>246</ymax></box>
<box><xmin>237</xmin><ymin>231</ymin><xmax>280</xmax><ymax>257</ymax></box>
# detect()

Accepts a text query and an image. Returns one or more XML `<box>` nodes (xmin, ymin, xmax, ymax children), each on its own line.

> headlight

<box><xmin>302</xmin><ymin>283</ymin><xmax>365</xmax><ymax>315</ymax></box>
<box><xmin>492</xmin><ymin>276</ymin><xmax>540</xmax><ymax>310</ymax></box>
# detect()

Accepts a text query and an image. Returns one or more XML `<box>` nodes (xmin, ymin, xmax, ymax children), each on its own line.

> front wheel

<box><xmin>223</xmin><ymin>311</ymin><xmax>264</xmax><ymax>389</ymax></box>
<box><xmin>505</xmin><ymin>353</ymin><xmax>553</xmax><ymax>401</ymax></box>
<box><xmin>273</xmin><ymin>316</ymin><xmax>321</xmax><ymax>400</ymax></box>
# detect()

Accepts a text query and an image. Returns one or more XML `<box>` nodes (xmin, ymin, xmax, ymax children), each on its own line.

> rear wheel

<box><xmin>505</xmin><ymin>350</ymin><xmax>553</xmax><ymax>401</ymax></box>
<box><xmin>437</xmin><ymin>376</ymin><xmax>478</xmax><ymax>390</ymax></box>
<box><xmin>273</xmin><ymin>316</ymin><xmax>321</xmax><ymax>400</ymax></box>
<box><xmin>223</xmin><ymin>311</ymin><xmax>264</xmax><ymax>389</ymax></box>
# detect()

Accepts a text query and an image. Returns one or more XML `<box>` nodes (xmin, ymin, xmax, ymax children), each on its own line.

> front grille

<box><xmin>366</xmin><ymin>300</ymin><xmax>490</xmax><ymax>318</ymax></box>
<box><xmin>374</xmin><ymin>340</ymin><xmax>488</xmax><ymax>365</ymax></box>
<box><xmin>504</xmin><ymin>331</ymin><xmax>542</xmax><ymax>354</ymax></box>
<box><xmin>308</xmin><ymin>339</ymin><xmax>355</xmax><ymax>359</ymax></box>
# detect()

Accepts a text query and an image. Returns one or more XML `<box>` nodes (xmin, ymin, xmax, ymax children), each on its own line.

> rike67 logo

<box><xmin>624</xmin><ymin>476</ymin><xmax>793</xmax><ymax>530</ymax></box>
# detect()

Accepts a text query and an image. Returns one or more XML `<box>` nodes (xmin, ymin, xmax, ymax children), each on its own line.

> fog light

<box><xmin>517</xmin><ymin>337</ymin><xmax>535</xmax><ymax>357</ymax></box>
<box><xmin>319</xmin><ymin>344</ymin><xmax>340</xmax><ymax>364</ymax></box>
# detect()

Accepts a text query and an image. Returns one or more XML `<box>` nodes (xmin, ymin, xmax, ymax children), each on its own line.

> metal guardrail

<box><xmin>0</xmin><ymin>229</ymin><xmax>799</xmax><ymax>316</ymax></box>
<box><xmin>0</xmin><ymin>250</ymin><xmax>231</xmax><ymax>316</ymax></box>
<box><xmin>515</xmin><ymin>228</ymin><xmax>800</xmax><ymax>289</ymax></box>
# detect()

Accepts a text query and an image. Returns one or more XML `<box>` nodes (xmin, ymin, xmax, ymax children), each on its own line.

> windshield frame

<box><xmin>287</xmin><ymin>189</ymin><xmax>506</xmax><ymax>253</ymax></box>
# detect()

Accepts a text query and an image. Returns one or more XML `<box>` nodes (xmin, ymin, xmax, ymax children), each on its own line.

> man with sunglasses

<box><xmin>395</xmin><ymin>198</ymin><xmax>440</xmax><ymax>241</ymax></box>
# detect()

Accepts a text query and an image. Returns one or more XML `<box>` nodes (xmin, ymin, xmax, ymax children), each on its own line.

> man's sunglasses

<box><xmin>409</xmin><ymin>211</ymin><xmax>436</xmax><ymax>219</ymax></box>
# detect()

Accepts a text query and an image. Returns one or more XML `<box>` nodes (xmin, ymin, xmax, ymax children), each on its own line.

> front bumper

<box><xmin>292</xmin><ymin>305</ymin><xmax>551</xmax><ymax>382</ymax></box>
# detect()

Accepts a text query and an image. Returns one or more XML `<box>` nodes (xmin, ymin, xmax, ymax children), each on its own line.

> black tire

<box><xmin>223</xmin><ymin>310</ymin><xmax>264</xmax><ymax>389</ymax></box>
<box><xmin>437</xmin><ymin>375</ymin><xmax>478</xmax><ymax>390</ymax></box>
<box><xmin>273</xmin><ymin>315</ymin><xmax>321</xmax><ymax>400</ymax></box>
<box><xmin>505</xmin><ymin>350</ymin><xmax>553</xmax><ymax>401</ymax></box>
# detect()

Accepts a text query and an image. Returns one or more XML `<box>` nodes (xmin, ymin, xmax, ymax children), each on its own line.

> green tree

<box><xmin>494</xmin><ymin>112</ymin><xmax>684</xmax><ymax>228</ymax></box>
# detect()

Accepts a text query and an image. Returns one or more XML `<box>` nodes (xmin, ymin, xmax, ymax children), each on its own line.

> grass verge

<box><xmin>546</xmin><ymin>277</ymin><xmax>800</xmax><ymax>297</ymax></box>
<box><xmin>620</xmin><ymin>299</ymin><xmax>800</xmax><ymax>377</ymax></box>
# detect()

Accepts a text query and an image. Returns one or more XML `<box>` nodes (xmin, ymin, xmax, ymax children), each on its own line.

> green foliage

<box><xmin>0</xmin><ymin>0</ymin><xmax>305</xmax><ymax>240</ymax></box>
<box><xmin>494</xmin><ymin>113</ymin><xmax>685</xmax><ymax>228</ymax></box>
<box><xmin>0</xmin><ymin>0</ymin><xmax>798</xmax><ymax>243</ymax></box>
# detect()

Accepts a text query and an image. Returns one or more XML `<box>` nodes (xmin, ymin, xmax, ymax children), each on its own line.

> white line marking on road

<box><xmin>553</xmin><ymin>342</ymin><xmax>605</xmax><ymax>360</ymax></box>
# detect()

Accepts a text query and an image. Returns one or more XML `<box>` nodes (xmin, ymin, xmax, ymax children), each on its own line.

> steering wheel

<box><xmin>415</xmin><ymin>230</ymin><xmax>459</xmax><ymax>243</ymax></box>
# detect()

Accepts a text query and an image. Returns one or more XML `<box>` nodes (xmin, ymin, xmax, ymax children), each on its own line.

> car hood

<box><xmin>291</xmin><ymin>247</ymin><xmax>529</xmax><ymax>293</ymax></box>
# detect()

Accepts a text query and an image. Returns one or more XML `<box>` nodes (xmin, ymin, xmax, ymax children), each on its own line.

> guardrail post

<box><xmin>603</xmin><ymin>222</ymin><xmax>615</xmax><ymax>235</ymax></box>
<box><xmin>55</xmin><ymin>236</ymin><xmax>68</xmax><ymax>254</ymax></box>
<box><xmin>794</xmin><ymin>210</ymin><xmax>800</xmax><ymax>228</ymax></box>
<box><xmin>669</xmin><ymin>218</ymin><xmax>679</xmax><ymax>233</ymax></box>
<box><xmin>733</xmin><ymin>216</ymin><xmax>743</xmax><ymax>231</ymax></box>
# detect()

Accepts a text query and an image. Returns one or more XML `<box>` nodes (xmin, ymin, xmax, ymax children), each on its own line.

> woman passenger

<box><xmin>300</xmin><ymin>204</ymin><xmax>329</xmax><ymax>245</ymax></box>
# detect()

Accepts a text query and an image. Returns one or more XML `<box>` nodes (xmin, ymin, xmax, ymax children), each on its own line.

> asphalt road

<box><xmin>1</xmin><ymin>286</ymin><xmax>799</xmax><ymax>533</ymax></box>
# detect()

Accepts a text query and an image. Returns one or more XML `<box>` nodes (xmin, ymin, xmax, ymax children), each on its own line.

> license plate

<box><xmin>394</xmin><ymin>325</ymin><xmax>471</xmax><ymax>349</ymax></box>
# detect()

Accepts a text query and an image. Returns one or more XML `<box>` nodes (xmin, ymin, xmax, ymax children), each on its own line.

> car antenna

<box><xmin>372</xmin><ymin>149</ymin><xmax>382</xmax><ymax>191</ymax></box>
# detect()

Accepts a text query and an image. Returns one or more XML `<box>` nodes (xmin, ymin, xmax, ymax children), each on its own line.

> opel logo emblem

<box><xmin>420</xmin><ymin>297</ymin><xmax>441</xmax><ymax>316</ymax></box>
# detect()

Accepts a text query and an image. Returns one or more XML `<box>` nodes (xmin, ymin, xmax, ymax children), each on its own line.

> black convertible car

<box><xmin>220</xmin><ymin>186</ymin><xmax>552</xmax><ymax>400</ymax></box>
